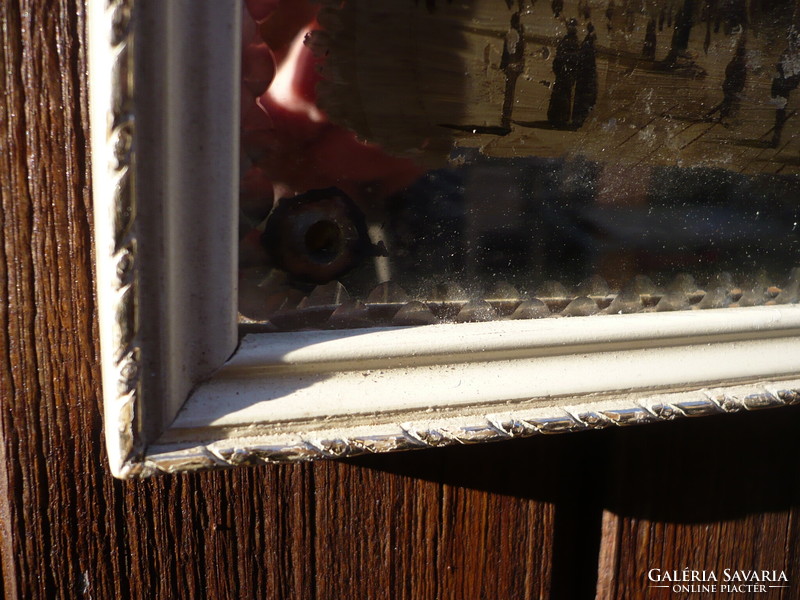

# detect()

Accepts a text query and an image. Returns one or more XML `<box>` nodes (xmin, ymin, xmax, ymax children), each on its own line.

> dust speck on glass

<box><xmin>239</xmin><ymin>0</ymin><xmax>800</xmax><ymax>331</ymax></box>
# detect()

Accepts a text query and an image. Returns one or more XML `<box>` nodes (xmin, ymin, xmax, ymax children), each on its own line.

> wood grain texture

<box><xmin>596</xmin><ymin>407</ymin><xmax>800</xmax><ymax>600</ymax></box>
<box><xmin>1</xmin><ymin>0</ymin><xmax>799</xmax><ymax>598</ymax></box>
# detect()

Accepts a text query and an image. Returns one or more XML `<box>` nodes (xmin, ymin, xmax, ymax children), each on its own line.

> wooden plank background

<box><xmin>1</xmin><ymin>1</ymin><xmax>799</xmax><ymax>598</ymax></box>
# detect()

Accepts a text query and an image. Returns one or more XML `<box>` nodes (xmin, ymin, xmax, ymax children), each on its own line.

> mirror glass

<box><xmin>238</xmin><ymin>0</ymin><xmax>800</xmax><ymax>331</ymax></box>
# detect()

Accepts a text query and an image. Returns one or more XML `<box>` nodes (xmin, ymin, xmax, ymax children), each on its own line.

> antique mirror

<box><xmin>90</xmin><ymin>0</ymin><xmax>800</xmax><ymax>477</ymax></box>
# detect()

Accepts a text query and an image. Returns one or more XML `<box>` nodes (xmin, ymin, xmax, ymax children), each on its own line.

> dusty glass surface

<box><xmin>238</xmin><ymin>0</ymin><xmax>800</xmax><ymax>331</ymax></box>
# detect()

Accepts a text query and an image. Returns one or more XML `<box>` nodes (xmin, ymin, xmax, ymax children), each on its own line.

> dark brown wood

<box><xmin>596</xmin><ymin>407</ymin><xmax>800</xmax><ymax>600</ymax></box>
<box><xmin>1</xmin><ymin>1</ymin><xmax>800</xmax><ymax>599</ymax></box>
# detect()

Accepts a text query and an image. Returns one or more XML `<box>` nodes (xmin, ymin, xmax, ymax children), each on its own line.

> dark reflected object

<box><xmin>666</xmin><ymin>0</ymin><xmax>696</xmax><ymax>65</ymax></box>
<box><xmin>719</xmin><ymin>0</ymin><xmax>747</xmax><ymax>34</ymax></box>
<box><xmin>642</xmin><ymin>19</ymin><xmax>657</xmax><ymax>60</ymax></box>
<box><xmin>573</xmin><ymin>23</ymin><xmax>598</xmax><ymax>127</ymax></box>
<box><xmin>771</xmin><ymin>30</ymin><xmax>800</xmax><ymax>148</ymax></box>
<box><xmin>261</xmin><ymin>187</ymin><xmax>383</xmax><ymax>285</ymax></box>
<box><xmin>702</xmin><ymin>37</ymin><xmax>747</xmax><ymax>122</ymax></box>
<box><xmin>605</xmin><ymin>0</ymin><xmax>615</xmax><ymax>31</ymax></box>
<box><xmin>499</xmin><ymin>10</ymin><xmax>525</xmax><ymax>133</ymax></box>
<box><xmin>578</xmin><ymin>0</ymin><xmax>591</xmax><ymax>21</ymax></box>
<box><xmin>545</xmin><ymin>19</ymin><xmax>598</xmax><ymax>130</ymax></box>
<box><xmin>547</xmin><ymin>19</ymin><xmax>581</xmax><ymax>128</ymax></box>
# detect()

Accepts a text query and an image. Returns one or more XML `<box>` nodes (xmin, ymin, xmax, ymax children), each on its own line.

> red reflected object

<box><xmin>243</xmin><ymin>0</ymin><xmax>280</xmax><ymax>23</ymax></box>
<box><xmin>242</xmin><ymin>42</ymin><xmax>276</xmax><ymax>97</ymax></box>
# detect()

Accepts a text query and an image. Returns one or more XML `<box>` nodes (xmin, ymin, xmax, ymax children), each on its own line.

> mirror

<box><xmin>239</xmin><ymin>0</ymin><xmax>799</xmax><ymax>330</ymax></box>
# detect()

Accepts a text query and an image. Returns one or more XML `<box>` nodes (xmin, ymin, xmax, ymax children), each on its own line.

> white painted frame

<box><xmin>89</xmin><ymin>0</ymin><xmax>800</xmax><ymax>478</ymax></box>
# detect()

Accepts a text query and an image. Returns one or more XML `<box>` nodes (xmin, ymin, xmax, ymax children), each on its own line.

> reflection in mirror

<box><xmin>238</xmin><ymin>0</ymin><xmax>800</xmax><ymax>331</ymax></box>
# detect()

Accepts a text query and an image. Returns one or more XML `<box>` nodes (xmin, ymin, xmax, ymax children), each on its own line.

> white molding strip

<box><xmin>127</xmin><ymin>305</ymin><xmax>800</xmax><ymax>476</ymax></box>
<box><xmin>173</xmin><ymin>305</ymin><xmax>800</xmax><ymax>430</ymax></box>
<box><xmin>144</xmin><ymin>378</ymin><xmax>800</xmax><ymax>474</ymax></box>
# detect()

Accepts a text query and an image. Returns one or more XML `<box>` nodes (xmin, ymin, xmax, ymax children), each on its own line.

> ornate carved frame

<box><xmin>89</xmin><ymin>0</ymin><xmax>800</xmax><ymax>478</ymax></box>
